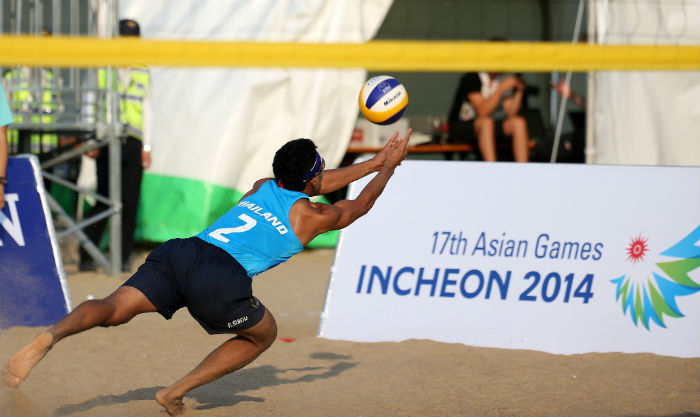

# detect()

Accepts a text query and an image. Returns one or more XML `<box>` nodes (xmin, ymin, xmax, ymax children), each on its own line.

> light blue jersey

<box><xmin>197</xmin><ymin>180</ymin><xmax>308</xmax><ymax>277</ymax></box>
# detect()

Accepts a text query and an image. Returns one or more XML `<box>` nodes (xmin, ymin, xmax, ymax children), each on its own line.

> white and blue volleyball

<box><xmin>358</xmin><ymin>75</ymin><xmax>409</xmax><ymax>125</ymax></box>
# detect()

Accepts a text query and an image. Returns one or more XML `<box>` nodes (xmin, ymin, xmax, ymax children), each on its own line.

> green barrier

<box><xmin>135</xmin><ymin>173</ymin><xmax>338</xmax><ymax>248</ymax></box>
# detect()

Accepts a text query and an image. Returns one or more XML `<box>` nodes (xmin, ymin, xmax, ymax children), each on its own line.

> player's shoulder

<box><xmin>293</xmin><ymin>198</ymin><xmax>321</xmax><ymax>211</ymax></box>
<box><xmin>290</xmin><ymin>199</ymin><xmax>343</xmax><ymax>239</ymax></box>
<box><xmin>254</xmin><ymin>178</ymin><xmax>273</xmax><ymax>188</ymax></box>
<box><xmin>242</xmin><ymin>178</ymin><xmax>273</xmax><ymax>199</ymax></box>
<box><xmin>292</xmin><ymin>199</ymin><xmax>337</xmax><ymax>218</ymax></box>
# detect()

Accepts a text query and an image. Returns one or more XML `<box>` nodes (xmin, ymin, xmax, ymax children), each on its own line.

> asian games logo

<box><xmin>610</xmin><ymin>226</ymin><xmax>700</xmax><ymax>330</ymax></box>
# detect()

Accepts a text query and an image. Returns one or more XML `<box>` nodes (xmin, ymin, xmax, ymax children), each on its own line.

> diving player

<box><xmin>4</xmin><ymin>129</ymin><xmax>411</xmax><ymax>416</ymax></box>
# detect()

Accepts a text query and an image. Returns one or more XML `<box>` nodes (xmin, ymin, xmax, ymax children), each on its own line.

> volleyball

<box><xmin>358</xmin><ymin>75</ymin><xmax>409</xmax><ymax>125</ymax></box>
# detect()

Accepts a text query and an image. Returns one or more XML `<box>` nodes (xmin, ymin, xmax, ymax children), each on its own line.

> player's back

<box><xmin>196</xmin><ymin>180</ymin><xmax>308</xmax><ymax>276</ymax></box>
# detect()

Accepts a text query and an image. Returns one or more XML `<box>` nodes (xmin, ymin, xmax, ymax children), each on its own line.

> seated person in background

<box><xmin>550</xmin><ymin>78</ymin><xmax>586</xmax><ymax>163</ymax></box>
<box><xmin>551</xmin><ymin>79</ymin><xmax>586</xmax><ymax>108</ymax></box>
<box><xmin>447</xmin><ymin>71</ymin><xmax>530</xmax><ymax>162</ymax></box>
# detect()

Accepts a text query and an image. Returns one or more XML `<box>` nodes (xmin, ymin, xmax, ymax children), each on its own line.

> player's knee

<box><xmin>254</xmin><ymin>312</ymin><xmax>277</xmax><ymax>350</ymax></box>
<box><xmin>75</xmin><ymin>299</ymin><xmax>124</xmax><ymax>327</ymax></box>
<box><xmin>101</xmin><ymin>315</ymin><xmax>132</xmax><ymax>327</ymax></box>
<box><xmin>100</xmin><ymin>300</ymin><xmax>136</xmax><ymax>327</ymax></box>
<box><xmin>232</xmin><ymin>310</ymin><xmax>277</xmax><ymax>351</ymax></box>
<box><xmin>261</xmin><ymin>315</ymin><xmax>278</xmax><ymax>349</ymax></box>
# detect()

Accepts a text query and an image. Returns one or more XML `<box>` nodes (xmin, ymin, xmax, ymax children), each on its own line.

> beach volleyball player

<box><xmin>4</xmin><ymin>129</ymin><xmax>411</xmax><ymax>416</ymax></box>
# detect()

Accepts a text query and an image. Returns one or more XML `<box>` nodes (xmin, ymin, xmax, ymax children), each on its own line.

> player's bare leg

<box><xmin>4</xmin><ymin>286</ymin><xmax>156</xmax><ymax>388</ymax></box>
<box><xmin>155</xmin><ymin>309</ymin><xmax>277</xmax><ymax>416</ymax></box>
<box><xmin>3</xmin><ymin>332</ymin><xmax>53</xmax><ymax>388</ymax></box>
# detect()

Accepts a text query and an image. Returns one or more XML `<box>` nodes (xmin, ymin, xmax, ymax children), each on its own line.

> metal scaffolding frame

<box><xmin>2</xmin><ymin>0</ymin><xmax>124</xmax><ymax>275</ymax></box>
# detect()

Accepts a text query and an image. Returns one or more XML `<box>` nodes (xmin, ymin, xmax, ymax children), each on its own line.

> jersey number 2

<box><xmin>208</xmin><ymin>214</ymin><xmax>256</xmax><ymax>243</ymax></box>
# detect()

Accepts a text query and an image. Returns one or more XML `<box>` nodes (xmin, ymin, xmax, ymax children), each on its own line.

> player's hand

<box><xmin>372</xmin><ymin>131</ymin><xmax>399</xmax><ymax>169</ymax></box>
<box><xmin>384</xmin><ymin>128</ymin><xmax>411</xmax><ymax>169</ymax></box>
<box><xmin>0</xmin><ymin>184</ymin><xmax>5</xmax><ymax>209</ymax></box>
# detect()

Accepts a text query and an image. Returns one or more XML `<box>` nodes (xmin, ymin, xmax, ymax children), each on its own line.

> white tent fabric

<box><xmin>119</xmin><ymin>0</ymin><xmax>392</xmax><ymax>190</ymax></box>
<box><xmin>592</xmin><ymin>1</ymin><xmax>700</xmax><ymax>166</ymax></box>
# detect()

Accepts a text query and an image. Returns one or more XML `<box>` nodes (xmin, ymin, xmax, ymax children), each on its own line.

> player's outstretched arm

<box><xmin>318</xmin><ymin>130</ymin><xmax>404</xmax><ymax>195</ymax></box>
<box><xmin>291</xmin><ymin>129</ymin><xmax>410</xmax><ymax>245</ymax></box>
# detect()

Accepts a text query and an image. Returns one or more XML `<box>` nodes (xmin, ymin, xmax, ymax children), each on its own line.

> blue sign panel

<box><xmin>0</xmin><ymin>155</ymin><xmax>71</xmax><ymax>328</ymax></box>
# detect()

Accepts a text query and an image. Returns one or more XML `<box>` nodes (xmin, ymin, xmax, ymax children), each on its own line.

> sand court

<box><xmin>1</xmin><ymin>248</ymin><xmax>698</xmax><ymax>416</ymax></box>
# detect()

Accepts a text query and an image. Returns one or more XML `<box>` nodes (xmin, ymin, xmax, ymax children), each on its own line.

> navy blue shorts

<box><xmin>122</xmin><ymin>237</ymin><xmax>266</xmax><ymax>335</ymax></box>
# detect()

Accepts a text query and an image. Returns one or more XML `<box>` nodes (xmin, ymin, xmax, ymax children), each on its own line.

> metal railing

<box><xmin>2</xmin><ymin>0</ymin><xmax>123</xmax><ymax>275</ymax></box>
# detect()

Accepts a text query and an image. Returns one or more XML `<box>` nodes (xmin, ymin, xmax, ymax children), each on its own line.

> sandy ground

<box><xmin>1</xmin><ymin>247</ymin><xmax>699</xmax><ymax>417</ymax></box>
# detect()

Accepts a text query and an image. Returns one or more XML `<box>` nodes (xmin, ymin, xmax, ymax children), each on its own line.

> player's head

<box><xmin>273</xmin><ymin>138</ymin><xmax>325</xmax><ymax>193</ymax></box>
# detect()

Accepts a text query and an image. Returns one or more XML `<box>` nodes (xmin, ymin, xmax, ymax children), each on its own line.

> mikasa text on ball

<box><xmin>359</xmin><ymin>75</ymin><xmax>408</xmax><ymax>125</ymax></box>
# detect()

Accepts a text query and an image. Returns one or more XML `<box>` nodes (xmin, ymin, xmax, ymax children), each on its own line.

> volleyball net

<box><xmin>0</xmin><ymin>36</ymin><xmax>698</xmax><ymax>71</ymax></box>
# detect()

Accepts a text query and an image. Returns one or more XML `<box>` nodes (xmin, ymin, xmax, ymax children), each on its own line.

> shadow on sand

<box><xmin>53</xmin><ymin>352</ymin><xmax>356</xmax><ymax>415</ymax></box>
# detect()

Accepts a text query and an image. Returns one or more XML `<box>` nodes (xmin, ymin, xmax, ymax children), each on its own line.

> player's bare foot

<box><xmin>156</xmin><ymin>388</ymin><xmax>185</xmax><ymax>416</ymax></box>
<box><xmin>4</xmin><ymin>332</ymin><xmax>54</xmax><ymax>388</ymax></box>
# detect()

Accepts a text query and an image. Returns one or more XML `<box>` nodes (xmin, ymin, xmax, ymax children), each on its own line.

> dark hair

<box><xmin>273</xmin><ymin>138</ymin><xmax>318</xmax><ymax>191</ymax></box>
<box><xmin>119</xmin><ymin>19</ymin><xmax>141</xmax><ymax>37</ymax></box>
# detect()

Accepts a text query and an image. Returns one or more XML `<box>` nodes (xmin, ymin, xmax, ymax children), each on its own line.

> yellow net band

<box><xmin>1</xmin><ymin>36</ymin><xmax>698</xmax><ymax>71</ymax></box>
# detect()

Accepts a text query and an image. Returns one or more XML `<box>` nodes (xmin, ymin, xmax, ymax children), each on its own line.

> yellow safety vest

<box><xmin>98</xmin><ymin>67</ymin><xmax>150</xmax><ymax>140</ymax></box>
<box><xmin>3</xmin><ymin>68</ymin><xmax>58</xmax><ymax>153</ymax></box>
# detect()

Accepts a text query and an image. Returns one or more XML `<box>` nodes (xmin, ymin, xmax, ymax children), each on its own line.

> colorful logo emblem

<box><xmin>610</xmin><ymin>226</ymin><xmax>700</xmax><ymax>330</ymax></box>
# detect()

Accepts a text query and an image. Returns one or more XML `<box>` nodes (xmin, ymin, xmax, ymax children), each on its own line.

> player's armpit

<box><xmin>307</xmin><ymin>199</ymin><xmax>374</xmax><ymax>240</ymax></box>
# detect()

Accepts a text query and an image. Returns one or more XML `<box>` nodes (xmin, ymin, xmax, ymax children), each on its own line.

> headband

<box><xmin>299</xmin><ymin>151</ymin><xmax>323</xmax><ymax>185</ymax></box>
<box><xmin>277</xmin><ymin>151</ymin><xmax>323</xmax><ymax>189</ymax></box>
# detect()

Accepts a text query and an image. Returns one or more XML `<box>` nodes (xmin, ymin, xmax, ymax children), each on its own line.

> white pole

<box><xmin>585</xmin><ymin>0</ymin><xmax>597</xmax><ymax>164</ymax></box>
<box><xmin>550</xmin><ymin>0</ymin><xmax>585</xmax><ymax>163</ymax></box>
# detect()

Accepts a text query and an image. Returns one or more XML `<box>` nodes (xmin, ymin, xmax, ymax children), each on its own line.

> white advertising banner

<box><xmin>319</xmin><ymin>161</ymin><xmax>700</xmax><ymax>358</ymax></box>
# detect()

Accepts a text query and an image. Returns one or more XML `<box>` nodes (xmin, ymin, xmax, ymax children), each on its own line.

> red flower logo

<box><xmin>626</xmin><ymin>235</ymin><xmax>649</xmax><ymax>264</ymax></box>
